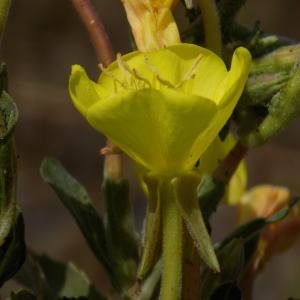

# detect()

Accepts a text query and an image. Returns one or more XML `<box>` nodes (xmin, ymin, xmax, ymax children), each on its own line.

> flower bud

<box><xmin>121</xmin><ymin>0</ymin><xmax>180</xmax><ymax>51</ymax></box>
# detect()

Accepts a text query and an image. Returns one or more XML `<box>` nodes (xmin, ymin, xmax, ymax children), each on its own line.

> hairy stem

<box><xmin>197</xmin><ymin>0</ymin><xmax>222</xmax><ymax>56</ymax></box>
<box><xmin>160</xmin><ymin>180</ymin><xmax>183</xmax><ymax>300</ymax></box>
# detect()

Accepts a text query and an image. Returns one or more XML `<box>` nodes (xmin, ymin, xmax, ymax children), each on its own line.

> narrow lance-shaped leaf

<box><xmin>201</xmin><ymin>239</ymin><xmax>244</xmax><ymax>300</ymax></box>
<box><xmin>138</xmin><ymin>176</ymin><xmax>162</xmax><ymax>279</ymax></box>
<box><xmin>103</xmin><ymin>178</ymin><xmax>139</xmax><ymax>287</ymax></box>
<box><xmin>172</xmin><ymin>174</ymin><xmax>220</xmax><ymax>272</ymax></box>
<box><xmin>36</xmin><ymin>253</ymin><xmax>105</xmax><ymax>300</ymax></box>
<box><xmin>15</xmin><ymin>254</ymin><xmax>56</xmax><ymax>300</ymax></box>
<box><xmin>0</xmin><ymin>89</ymin><xmax>18</xmax><ymax>246</ymax></box>
<box><xmin>0</xmin><ymin>210</ymin><xmax>26</xmax><ymax>287</ymax></box>
<box><xmin>40</xmin><ymin>158</ymin><xmax>117</xmax><ymax>287</ymax></box>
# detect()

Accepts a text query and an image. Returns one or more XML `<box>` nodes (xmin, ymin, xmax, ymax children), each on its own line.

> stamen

<box><xmin>176</xmin><ymin>53</ymin><xmax>203</xmax><ymax>88</ymax></box>
<box><xmin>117</xmin><ymin>54</ymin><xmax>152</xmax><ymax>88</ymax></box>
<box><xmin>99</xmin><ymin>64</ymin><xmax>128</xmax><ymax>90</ymax></box>
<box><xmin>117</xmin><ymin>53</ymin><xmax>131</xmax><ymax>85</ymax></box>
<box><xmin>144</xmin><ymin>55</ymin><xmax>176</xmax><ymax>88</ymax></box>
<box><xmin>132</xmin><ymin>68</ymin><xmax>152</xmax><ymax>87</ymax></box>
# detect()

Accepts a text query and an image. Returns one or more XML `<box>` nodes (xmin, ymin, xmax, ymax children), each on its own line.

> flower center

<box><xmin>99</xmin><ymin>53</ymin><xmax>203</xmax><ymax>93</ymax></box>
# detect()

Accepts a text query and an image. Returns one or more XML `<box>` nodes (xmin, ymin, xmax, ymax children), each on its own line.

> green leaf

<box><xmin>0</xmin><ymin>210</ymin><xmax>26</xmax><ymax>286</ymax></box>
<box><xmin>216</xmin><ymin>197</ymin><xmax>300</xmax><ymax>270</ymax></box>
<box><xmin>217</xmin><ymin>197</ymin><xmax>300</xmax><ymax>250</ymax></box>
<box><xmin>7</xmin><ymin>289</ymin><xmax>36</xmax><ymax>300</ymax></box>
<box><xmin>40</xmin><ymin>158</ymin><xmax>116</xmax><ymax>285</ymax></box>
<box><xmin>15</xmin><ymin>254</ymin><xmax>56</xmax><ymax>300</ymax></box>
<box><xmin>0</xmin><ymin>91</ymin><xmax>18</xmax><ymax>143</ymax></box>
<box><xmin>0</xmin><ymin>140</ymin><xmax>17</xmax><ymax>246</ymax></box>
<box><xmin>217</xmin><ymin>218</ymin><xmax>266</xmax><ymax>250</ymax></box>
<box><xmin>103</xmin><ymin>178</ymin><xmax>139</xmax><ymax>286</ymax></box>
<box><xmin>138</xmin><ymin>176</ymin><xmax>161</xmax><ymax>279</ymax></box>
<box><xmin>172</xmin><ymin>175</ymin><xmax>220</xmax><ymax>272</ymax></box>
<box><xmin>0</xmin><ymin>90</ymin><xmax>18</xmax><ymax>246</ymax></box>
<box><xmin>16</xmin><ymin>253</ymin><xmax>106</xmax><ymax>300</ymax></box>
<box><xmin>37</xmin><ymin>254</ymin><xmax>105</xmax><ymax>300</ymax></box>
<box><xmin>202</xmin><ymin>239</ymin><xmax>244</xmax><ymax>300</ymax></box>
<box><xmin>266</xmin><ymin>196</ymin><xmax>299</xmax><ymax>223</ymax></box>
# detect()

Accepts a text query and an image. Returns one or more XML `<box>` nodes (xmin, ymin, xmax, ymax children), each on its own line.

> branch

<box><xmin>70</xmin><ymin>0</ymin><xmax>114</xmax><ymax>67</ymax></box>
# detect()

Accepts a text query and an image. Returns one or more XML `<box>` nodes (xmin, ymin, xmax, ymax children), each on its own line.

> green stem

<box><xmin>160</xmin><ymin>180</ymin><xmax>183</xmax><ymax>300</ymax></box>
<box><xmin>197</xmin><ymin>0</ymin><xmax>222</xmax><ymax>56</ymax></box>
<box><xmin>0</xmin><ymin>0</ymin><xmax>11</xmax><ymax>41</ymax></box>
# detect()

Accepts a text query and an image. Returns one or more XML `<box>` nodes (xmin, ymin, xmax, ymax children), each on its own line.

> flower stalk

<box><xmin>160</xmin><ymin>179</ymin><xmax>183</xmax><ymax>300</ymax></box>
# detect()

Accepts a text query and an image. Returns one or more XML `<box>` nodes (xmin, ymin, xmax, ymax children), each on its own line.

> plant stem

<box><xmin>197</xmin><ymin>0</ymin><xmax>222</xmax><ymax>56</ymax></box>
<box><xmin>182</xmin><ymin>229</ymin><xmax>201</xmax><ymax>300</ymax></box>
<box><xmin>70</xmin><ymin>0</ymin><xmax>123</xmax><ymax>180</ymax></box>
<box><xmin>214</xmin><ymin>141</ymin><xmax>248</xmax><ymax>184</ymax></box>
<box><xmin>70</xmin><ymin>0</ymin><xmax>114</xmax><ymax>66</ymax></box>
<box><xmin>160</xmin><ymin>180</ymin><xmax>183</xmax><ymax>300</ymax></box>
<box><xmin>0</xmin><ymin>0</ymin><xmax>11</xmax><ymax>44</ymax></box>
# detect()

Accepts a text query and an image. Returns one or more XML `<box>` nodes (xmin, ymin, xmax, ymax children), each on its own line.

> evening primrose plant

<box><xmin>69</xmin><ymin>42</ymin><xmax>251</xmax><ymax>298</ymax></box>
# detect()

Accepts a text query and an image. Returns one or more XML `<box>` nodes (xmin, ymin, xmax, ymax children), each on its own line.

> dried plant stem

<box><xmin>70</xmin><ymin>0</ymin><xmax>123</xmax><ymax>180</ymax></box>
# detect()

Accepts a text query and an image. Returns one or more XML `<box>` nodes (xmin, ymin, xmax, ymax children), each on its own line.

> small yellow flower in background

<box><xmin>69</xmin><ymin>43</ymin><xmax>251</xmax><ymax>177</ymax></box>
<box><xmin>238</xmin><ymin>185</ymin><xmax>300</xmax><ymax>271</ymax></box>
<box><xmin>121</xmin><ymin>0</ymin><xmax>180</xmax><ymax>51</ymax></box>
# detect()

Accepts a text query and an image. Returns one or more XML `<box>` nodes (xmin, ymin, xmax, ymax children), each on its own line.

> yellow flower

<box><xmin>69</xmin><ymin>43</ymin><xmax>251</xmax><ymax>176</ymax></box>
<box><xmin>121</xmin><ymin>0</ymin><xmax>180</xmax><ymax>51</ymax></box>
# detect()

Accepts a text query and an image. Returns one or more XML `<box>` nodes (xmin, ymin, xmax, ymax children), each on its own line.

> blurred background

<box><xmin>1</xmin><ymin>0</ymin><xmax>300</xmax><ymax>299</ymax></box>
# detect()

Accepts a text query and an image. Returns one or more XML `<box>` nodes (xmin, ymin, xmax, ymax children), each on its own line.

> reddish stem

<box><xmin>70</xmin><ymin>0</ymin><xmax>114</xmax><ymax>66</ymax></box>
<box><xmin>214</xmin><ymin>141</ymin><xmax>248</xmax><ymax>184</ymax></box>
<box><xmin>70</xmin><ymin>0</ymin><xmax>122</xmax><ymax>180</ymax></box>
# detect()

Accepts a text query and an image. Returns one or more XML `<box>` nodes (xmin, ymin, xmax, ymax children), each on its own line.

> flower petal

<box><xmin>215</xmin><ymin>47</ymin><xmax>252</xmax><ymax>107</ymax></box>
<box><xmin>69</xmin><ymin>65</ymin><xmax>107</xmax><ymax>117</ymax></box>
<box><xmin>189</xmin><ymin>47</ymin><xmax>251</xmax><ymax>159</ymax></box>
<box><xmin>86</xmin><ymin>88</ymin><xmax>217</xmax><ymax>174</ymax></box>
